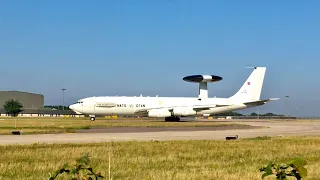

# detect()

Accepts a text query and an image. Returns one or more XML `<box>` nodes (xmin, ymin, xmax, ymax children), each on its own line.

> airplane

<box><xmin>69</xmin><ymin>67</ymin><xmax>279</xmax><ymax>121</ymax></box>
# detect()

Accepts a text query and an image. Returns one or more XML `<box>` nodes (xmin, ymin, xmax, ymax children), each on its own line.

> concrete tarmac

<box><xmin>75</xmin><ymin>124</ymin><xmax>257</xmax><ymax>133</ymax></box>
<box><xmin>1</xmin><ymin>120</ymin><xmax>320</xmax><ymax>145</ymax></box>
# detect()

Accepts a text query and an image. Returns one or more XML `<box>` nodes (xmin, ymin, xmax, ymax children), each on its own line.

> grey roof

<box><xmin>0</xmin><ymin>90</ymin><xmax>43</xmax><ymax>96</ymax></box>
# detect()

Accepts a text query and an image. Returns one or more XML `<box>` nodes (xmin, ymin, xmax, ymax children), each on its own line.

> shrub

<box><xmin>260</xmin><ymin>158</ymin><xmax>307</xmax><ymax>179</ymax></box>
<box><xmin>48</xmin><ymin>153</ymin><xmax>105</xmax><ymax>180</ymax></box>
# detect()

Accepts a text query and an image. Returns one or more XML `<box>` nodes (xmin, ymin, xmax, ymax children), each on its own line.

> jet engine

<box><xmin>148</xmin><ymin>109</ymin><xmax>172</xmax><ymax>118</ymax></box>
<box><xmin>172</xmin><ymin>107</ymin><xmax>197</xmax><ymax>117</ymax></box>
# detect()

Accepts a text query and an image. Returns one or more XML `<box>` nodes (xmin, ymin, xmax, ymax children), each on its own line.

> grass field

<box><xmin>0</xmin><ymin>136</ymin><xmax>319</xmax><ymax>179</ymax></box>
<box><xmin>0</xmin><ymin>117</ymin><xmax>244</xmax><ymax>135</ymax></box>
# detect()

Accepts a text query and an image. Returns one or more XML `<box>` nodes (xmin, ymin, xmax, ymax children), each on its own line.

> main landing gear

<box><xmin>89</xmin><ymin>115</ymin><xmax>96</xmax><ymax>121</ymax></box>
<box><xmin>165</xmin><ymin>116</ymin><xmax>180</xmax><ymax>122</ymax></box>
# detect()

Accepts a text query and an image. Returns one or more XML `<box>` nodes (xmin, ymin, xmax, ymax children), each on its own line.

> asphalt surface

<box><xmin>1</xmin><ymin>120</ymin><xmax>320</xmax><ymax>145</ymax></box>
<box><xmin>75</xmin><ymin>124</ymin><xmax>257</xmax><ymax>133</ymax></box>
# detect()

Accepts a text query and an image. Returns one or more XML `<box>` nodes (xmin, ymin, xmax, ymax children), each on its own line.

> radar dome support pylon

<box><xmin>183</xmin><ymin>75</ymin><xmax>223</xmax><ymax>100</ymax></box>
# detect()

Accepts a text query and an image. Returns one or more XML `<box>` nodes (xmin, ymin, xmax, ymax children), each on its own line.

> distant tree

<box><xmin>232</xmin><ymin>112</ymin><xmax>244</xmax><ymax>116</ymax></box>
<box><xmin>44</xmin><ymin>105</ymin><xmax>70</xmax><ymax>110</ymax></box>
<box><xmin>3</xmin><ymin>99</ymin><xmax>23</xmax><ymax>117</ymax></box>
<box><xmin>216</xmin><ymin>111</ymin><xmax>244</xmax><ymax>116</ymax></box>
<box><xmin>264</xmin><ymin>113</ymin><xmax>275</xmax><ymax>116</ymax></box>
<box><xmin>250</xmin><ymin>112</ymin><xmax>258</xmax><ymax>116</ymax></box>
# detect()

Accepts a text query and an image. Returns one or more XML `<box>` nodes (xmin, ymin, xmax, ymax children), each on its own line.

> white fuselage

<box><xmin>69</xmin><ymin>67</ymin><xmax>278</xmax><ymax>118</ymax></box>
<box><xmin>70</xmin><ymin>96</ymin><xmax>248</xmax><ymax>117</ymax></box>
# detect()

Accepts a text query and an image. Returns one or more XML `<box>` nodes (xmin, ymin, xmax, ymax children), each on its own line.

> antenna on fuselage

<box><xmin>183</xmin><ymin>74</ymin><xmax>222</xmax><ymax>100</ymax></box>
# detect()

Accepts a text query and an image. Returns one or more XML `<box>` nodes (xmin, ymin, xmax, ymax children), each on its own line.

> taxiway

<box><xmin>0</xmin><ymin>120</ymin><xmax>320</xmax><ymax>145</ymax></box>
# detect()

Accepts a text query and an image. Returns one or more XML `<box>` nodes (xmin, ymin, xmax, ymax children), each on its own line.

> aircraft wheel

<box><xmin>165</xmin><ymin>116</ymin><xmax>180</xmax><ymax>122</ymax></box>
<box><xmin>165</xmin><ymin>117</ymin><xmax>173</xmax><ymax>122</ymax></box>
<box><xmin>90</xmin><ymin>117</ymin><xmax>96</xmax><ymax>121</ymax></box>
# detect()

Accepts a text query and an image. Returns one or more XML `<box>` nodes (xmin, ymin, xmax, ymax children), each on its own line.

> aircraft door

<box><xmin>83</xmin><ymin>99</ymin><xmax>96</xmax><ymax>114</ymax></box>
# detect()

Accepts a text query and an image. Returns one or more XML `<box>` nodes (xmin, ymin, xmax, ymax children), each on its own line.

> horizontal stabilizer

<box><xmin>244</xmin><ymin>98</ymin><xmax>280</xmax><ymax>107</ymax></box>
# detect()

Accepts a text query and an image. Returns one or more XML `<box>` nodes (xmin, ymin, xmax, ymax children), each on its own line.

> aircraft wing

<box><xmin>134</xmin><ymin>104</ymin><xmax>222</xmax><ymax>115</ymax></box>
<box><xmin>193</xmin><ymin>104</ymin><xmax>228</xmax><ymax>111</ymax></box>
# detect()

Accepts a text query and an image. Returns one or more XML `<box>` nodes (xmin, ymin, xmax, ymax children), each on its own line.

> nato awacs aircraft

<box><xmin>69</xmin><ymin>67</ymin><xmax>279</xmax><ymax>121</ymax></box>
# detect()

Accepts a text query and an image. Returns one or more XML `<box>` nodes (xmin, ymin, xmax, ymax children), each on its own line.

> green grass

<box><xmin>245</xmin><ymin>136</ymin><xmax>272</xmax><ymax>140</ymax></box>
<box><xmin>0</xmin><ymin>117</ymin><xmax>245</xmax><ymax>135</ymax></box>
<box><xmin>0</xmin><ymin>136</ymin><xmax>319</xmax><ymax>179</ymax></box>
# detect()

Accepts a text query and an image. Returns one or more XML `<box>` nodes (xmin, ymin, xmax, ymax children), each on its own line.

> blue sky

<box><xmin>0</xmin><ymin>1</ymin><xmax>319</xmax><ymax>117</ymax></box>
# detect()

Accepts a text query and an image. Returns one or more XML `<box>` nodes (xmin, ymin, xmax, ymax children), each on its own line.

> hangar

<box><xmin>0</xmin><ymin>91</ymin><xmax>83</xmax><ymax>117</ymax></box>
<box><xmin>0</xmin><ymin>91</ymin><xmax>44</xmax><ymax>109</ymax></box>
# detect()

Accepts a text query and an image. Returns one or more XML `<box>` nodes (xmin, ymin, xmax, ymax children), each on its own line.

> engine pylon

<box><xmin>183</xmin><ymin>75</ymin><xmax>222</xmax><ymax>100</ymax></box>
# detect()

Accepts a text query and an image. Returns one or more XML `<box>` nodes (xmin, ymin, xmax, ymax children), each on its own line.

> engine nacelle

<box><xmin>172</xmin><ymin>107</ymin><xmax>197</xmax><ymax>117</ymax></box>
<box><xmin>148</xmin><ymin>109</ymin><xmax>172</xmax><ymax>118</ymax></box>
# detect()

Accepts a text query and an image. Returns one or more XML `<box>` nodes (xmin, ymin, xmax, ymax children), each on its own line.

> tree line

<box><xmin>216</xmin><ymin>112</ymin><xmax>283</xmax><ymax>117</ymax></box>
<box><xmin>44</xmin><ymin>105</ymin><xmax>71</xmax><ymax>110</ymax></box>
<box><xmin>2</xmin><ymin>99</ymin><xmax>71</xmax><ymax>117</ymax></box>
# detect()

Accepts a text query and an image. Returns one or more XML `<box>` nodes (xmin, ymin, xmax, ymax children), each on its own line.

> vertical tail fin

<box><xmin>229</xmin><ymin>67</ymin><xmax>266</xmax><ymax>102</ymax></box>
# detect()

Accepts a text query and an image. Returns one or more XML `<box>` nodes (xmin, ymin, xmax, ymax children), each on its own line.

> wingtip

<box><xmin>269</xmin><ymin>98</ymin><xmax>280</xmax><ymax>101</ymax></box>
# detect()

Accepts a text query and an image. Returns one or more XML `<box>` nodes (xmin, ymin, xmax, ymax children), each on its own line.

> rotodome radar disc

<box><xmin>183</xmin><ymin>75</ymin><xmax>222</xmax><ymax>83</ymax></box>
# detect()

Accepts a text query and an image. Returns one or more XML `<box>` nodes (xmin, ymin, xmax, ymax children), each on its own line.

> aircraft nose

<box><xmin>69</xmin><ymin>104</ymin><xmax>83</xmax><ymax>114</ymax></box>
<box><xmin>69</xmin><ymin>104</ymin><xmax>75</xmax><ymax>110</ymax></box>
<box><xmin>69</xmin><ymin>104</ymin><xmax>78</xmax><ymax>111</ymax></box>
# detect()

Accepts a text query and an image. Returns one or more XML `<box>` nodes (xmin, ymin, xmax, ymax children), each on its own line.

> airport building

<box><xmin>0</xmin><ymin>91</ymin><xmax>44</xmax><ymax>109</ymax></box>
<box><xmin>0</xmin><ymin>90</ymin><xmax>83</xmax><ymax>117</ymax></box>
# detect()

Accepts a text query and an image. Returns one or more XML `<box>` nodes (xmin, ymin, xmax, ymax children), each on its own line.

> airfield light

<box><xmin>62</xmin><ymin>88</ymin><xmax>66</xmax><ymax>111</ymax></box>
<box><xmin>285</xmin><ymin>95</ymin><xmax>289</xmax><ymax>118</ymax></box>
